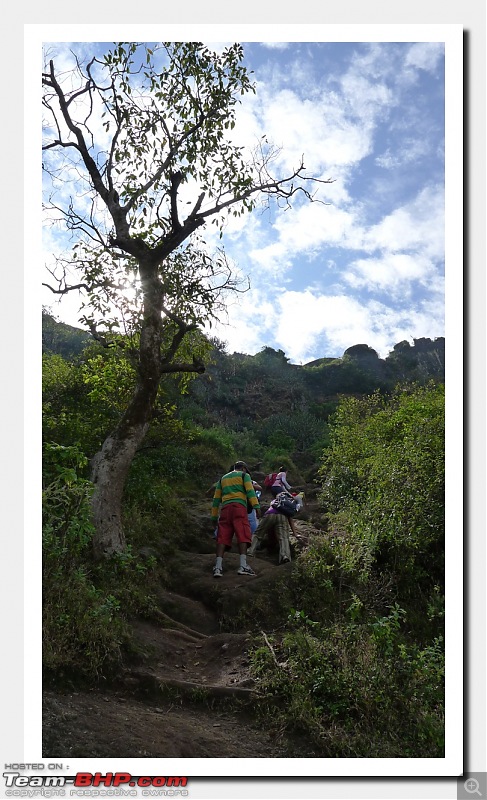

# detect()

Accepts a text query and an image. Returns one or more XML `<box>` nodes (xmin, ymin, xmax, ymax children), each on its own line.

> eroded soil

<box><xmin>42</xmin><ymin>489</ymin><xmax>325</xmax><ymax>759</ymax></box>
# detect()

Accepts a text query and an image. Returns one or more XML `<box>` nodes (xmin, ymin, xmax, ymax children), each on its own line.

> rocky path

<box><xmin>42</xmin><ymin>486</ymin><xmax>325</xmax><ymax>758</ymax></box>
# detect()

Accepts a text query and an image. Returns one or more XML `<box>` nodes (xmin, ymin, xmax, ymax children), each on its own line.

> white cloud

<box><xmin>375</xmin><ymin>137</ymin><xmax>431</xmax><ymax>169</ymax></box>
<box><xmin>41</xmin><ymin>41</ymin><xmax>448</xmax><ymax>367</ymax></box>
<box><xmin>222</xmin><ymin>289</ymin><xmax>388</xmax><ymax>362</ymax></box>
<box><xmin>245</xmin><ymin>180</ymin><xmax>444</xmax><ymax>289</ymax></box>
<box><xmin>260</xmin><ymin>42</ymin><xmax>290</xmax><ymax>50</ymax></box>
<box><xmin>343</xmin><ymin>253</ymin><xmax>436</xmax><ymax>298</ymax></box>
<box><xmin>209</xmin><ymin>279</ymin><xmax>446</xmax><ymax>365</ymax></box>
<box><xmin>254</xmin><ymin>86</ymin><xmax>376</xmax><ymax>175</ymax></box>
<box><xmin>404</xmin><ymin>42</ymin><xmax>444</xmax><ymax>73</ymax></box>
<box><xmin>249</xmin><ymin>202</ymin><xmax>357</xmax><ymax>272</ymax></box>
<box><xmin>207</xmin><ymin>289</ymin><xmax>279</xmax><ymax>355</ymax></box>
<box><xmin>274</xmin><ymin>291</ymin><xmax>371</xmax><ymax>361</ymax></box>
<box><xmin>361</xmin><ymin>184</ymin><xmax>444</xmax><ymax>258</ymax></box>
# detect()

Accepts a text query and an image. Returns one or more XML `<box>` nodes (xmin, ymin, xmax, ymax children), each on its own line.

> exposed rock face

<box><xmin>343</xmin><ymin>337</ymin><xmax>445</xmax><ymax>384</ymax></box>
<box><xmin>343</xmin><ymin>343</ymin><xmax>388</xmax><ymax>382</ymax></box>
<box><xmin>344</xmin><ymin>344</ymin><xmax>379</xmax><ymax>360</ymax></box>
<box><xmin>385</xmin><ymin>337</ymin><xmax>445</xmax><ymax>381</ymax></box>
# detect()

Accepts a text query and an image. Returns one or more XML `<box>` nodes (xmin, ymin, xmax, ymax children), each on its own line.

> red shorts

<box><xmin>216</xmin><ymin>503</ymin><xmax>252</xmax><ymax>547</ymax></box>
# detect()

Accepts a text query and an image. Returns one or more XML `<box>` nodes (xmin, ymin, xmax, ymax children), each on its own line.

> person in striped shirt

<box><xmin>211</xmin><ymin>461</ymin><xmax>261</xmax><ymax>578</ymax></box>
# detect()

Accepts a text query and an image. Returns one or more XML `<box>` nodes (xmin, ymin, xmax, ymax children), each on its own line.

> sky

<box><xmin>26</xmin><ymin>20</ymin><xmax>471</xmax><ymax>781</ymax></box>
<box><xmin>41</xmin><ymin>37</ymin><xmax>453</xmax><ymax>365</ymax></box>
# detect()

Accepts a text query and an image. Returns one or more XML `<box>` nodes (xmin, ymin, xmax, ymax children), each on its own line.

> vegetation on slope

<box><xmin>42</xmin><ymin>311</ymin><xmax>445</xmax><ymax>756</ymax></box>
<box><xmin>248</xmin><ymin>383</ymin><xmax>445</xmax><ymax>757</ymax></box>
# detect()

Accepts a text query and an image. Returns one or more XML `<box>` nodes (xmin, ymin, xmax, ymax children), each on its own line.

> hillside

<box><xmin>42</xmin><ymin>312</ymin><xmax>445</xmax><ymax>758</ymax></box>
<box><xmin>43</xmin><ymin>484</ymin><xmax>326</xmax><ymax>758</ymax></box>
<box><xmin>42</xmin><ymin>309</ymin><xmax>91</xmax><ymax>358</ymax></box>
<box><xmin>42</xmin><ymin>310</ymin><xmax>445</xmax><ymax>456</ymax></box>
<box><xmin>184</xmin><ymin>338</ymin><xmax>445</xmax><ymax>429</ymax></box>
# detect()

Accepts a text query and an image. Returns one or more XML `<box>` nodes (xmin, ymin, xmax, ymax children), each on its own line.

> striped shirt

<box><xmin>211</xmin><ymin>470</ymin><xmax>260</xmax><ymax>521</ymax></box>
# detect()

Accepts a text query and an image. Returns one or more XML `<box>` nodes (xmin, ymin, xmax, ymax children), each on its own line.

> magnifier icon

<box><xmin>464</xmin><ymin>779</ymin><xmax>482</xmax><ymax>796</ymax></box>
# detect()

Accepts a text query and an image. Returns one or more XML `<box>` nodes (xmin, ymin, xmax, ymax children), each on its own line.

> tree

<box><xmin>42</xmin><ymin>41</ymin><xmax>332</xmax><ymax>557</ymax></box>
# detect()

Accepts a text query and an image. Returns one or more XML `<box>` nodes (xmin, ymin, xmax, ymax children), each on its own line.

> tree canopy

<box><xmin>42</xmin><ymin>41</ymin><xmax>330</xmax><ymax>341</ymax></box>
<box><xmin>42</xmin><ymin>41</ymin><xmax>332</xmax><ymax>556</ymax></box>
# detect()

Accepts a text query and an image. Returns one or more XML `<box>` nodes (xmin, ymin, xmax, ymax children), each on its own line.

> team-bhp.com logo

<box><xmin>3</xmin><ymin>772</ymin><xmax>189</xmax><ymax>796</ymax></box>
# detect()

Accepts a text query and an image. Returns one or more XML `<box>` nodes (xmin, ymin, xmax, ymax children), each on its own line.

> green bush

<box><xmin>318</xmin><ymin>382</ymin><xmax>445</xmax><ymax>591</ymax></box>
<box><xmin>194</xmin><ymin>425</ymin><xmax>236</xmax><ymax>463</ymax></box>
<box><xmin>250</xmin><ymin>383</ymin><xmax>445</xmax><ymax>757</ymax></box>
<box><xmin>250</xmin><ymin>612</ymin><xmax>444</xmax><ymax>757</ymax></box>
<box><xmin>43</xmin><ymin>444</ymin><xmax>162</xmax><ymax>680</ymax></box>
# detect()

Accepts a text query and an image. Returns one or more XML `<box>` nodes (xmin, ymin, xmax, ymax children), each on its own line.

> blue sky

<box><xmin>28</xmin><ymin>21</ymin><xmax>468</xmax><ymax>779</ymax></box>
<box><xmin>41</xmin><ymin>36</ymin><xmax>452</xmax><ymax>364</ymax></box>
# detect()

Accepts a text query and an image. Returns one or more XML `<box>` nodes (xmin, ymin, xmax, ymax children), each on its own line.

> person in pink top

<box><xmin>271</xmin><ymin>467</ymin><xmax>292</xmax><ymax>498</ymax></box>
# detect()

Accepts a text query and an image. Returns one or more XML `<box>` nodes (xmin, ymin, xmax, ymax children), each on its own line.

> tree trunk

<box><xmin>91</xmin><ymin>416</ymin><xmax>150</xmax><ymax>559</ymax></box>
<box><xmin>91</xmin><ymin>269</ymin><xmax>163</xmax><ymax>558</ymax></box>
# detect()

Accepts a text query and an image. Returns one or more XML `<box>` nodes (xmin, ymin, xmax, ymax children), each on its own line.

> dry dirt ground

<box><xmin>43</xmin><ymin>491</ymin><xmax>326</xmax><ymax>759</ymax></box>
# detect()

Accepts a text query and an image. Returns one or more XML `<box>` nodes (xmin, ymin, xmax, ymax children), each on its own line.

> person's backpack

<box><xmin>271</xmin><ymin>491</ymin><xmax>299</xmax><ymax>517</ymax></box>
<box><xmin>264</xmin><ymin>472</ymin><xmax>278</xmax><ymax>488</ymax></box>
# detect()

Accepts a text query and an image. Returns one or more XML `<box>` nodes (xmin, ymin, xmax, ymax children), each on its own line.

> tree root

<box><xmin>124</xmin><ymin>670</ymin><xmax>260</xmax><ymax>701</ymax></box>
<box><xmin>151</xmin><ymin>609</ymin><xmax>208</xmax><ymax>640</ymax></box>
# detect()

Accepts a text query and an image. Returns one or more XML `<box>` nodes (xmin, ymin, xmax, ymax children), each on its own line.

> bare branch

<box><xmin>42</xmin><ymin>260</ymin><xmax>116</xmax><ymax>297</ymax></box>
<box><xmin>160</xmin><ymin>306</ymin><xmax>197</xmax><ymax>368</ymax></box>
<box><xmin>169</xmin><ymin>171</ymin><xmax>183</xmax><ymax>231</ymax></box>
<box><xmin>42</xmin><ymin>281</ymin><xmax>90</xmax><ymax>295</ymax></box>
<box><xmin>187</xmin><ymin>191</ymin><xmax>206</xmax><ymax>221</ymax></box>
<box><xmin>85</xmin><ymin>321</ymin><xmax>126</xmax><ymax>349</ymax></box>
<box><xmin>194</xmin><ymin>162</ymin><xmax>334</xmax><ymax>224</ymax></box>
<box><xmin>43</xmin><ymin>60</ymin><xmax>138</xmax><ymax>251</ymax></box>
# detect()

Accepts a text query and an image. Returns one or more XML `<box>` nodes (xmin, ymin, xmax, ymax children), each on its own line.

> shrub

<box><xmin>250</xmin><ymin>382</ymin><xmax>445</xmax><ymax>757</ymax></box>
<box><xmin>318</xmin><ymin>382</ymin><xmax>445</xmax><ymax>592</ymax></box>
<box><xmin>194</xmin><ymin>425</ymin><xmax>236</xmax><ymax>463</ymax></box>
<box><xmin>43</xmin><ymin>444</ymin><xmax>161</xmax><ymax>680</ymax></box>
<box><xmin>250</xmin><ymin>611</ymin><xmax>444</xmax><ymax>757</ymax></box>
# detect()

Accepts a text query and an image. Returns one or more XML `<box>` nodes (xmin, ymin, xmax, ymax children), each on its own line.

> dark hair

<box><xmin>279</xmin><ymin>466</ymin><xmax>286</xmax><ymax>472</ymax></box>
<box><xmin>234</xmin><ymin>460</ymin><xmax>248</xmax><ymax>472</ymax></box>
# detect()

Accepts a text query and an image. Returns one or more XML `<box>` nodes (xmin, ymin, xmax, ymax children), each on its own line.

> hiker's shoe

<box><xmin>213</xmin><ymin>566</ymin><xmax>223</xmax><ymax>578</ymax></box>
<box><xmin>237</xmin><ymin>564</ymin><xmax>256</xmax><ymax>576</ymax></box>
<box><xmin>280</xmin><ymin>556</ymin><xmax>290</xmax><ymax>564</ymax></box>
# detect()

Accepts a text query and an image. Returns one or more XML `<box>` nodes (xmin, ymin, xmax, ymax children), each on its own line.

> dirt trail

<box><xmin>42</xmin><ymin>485</ymin><xmax>326</xmax><ymax>758</ymax></box>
